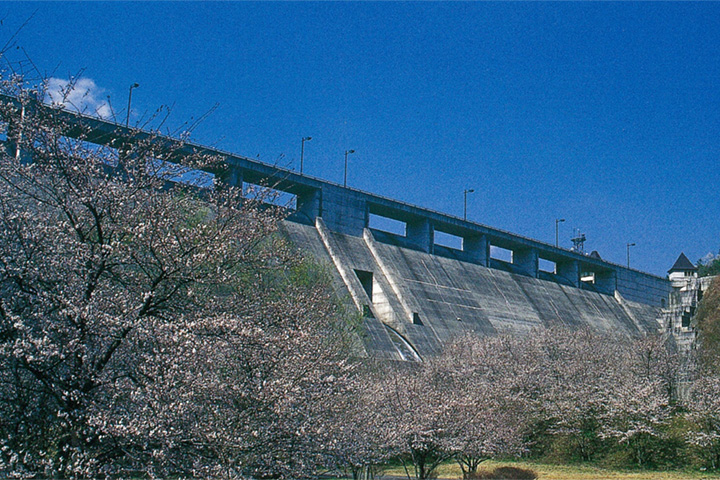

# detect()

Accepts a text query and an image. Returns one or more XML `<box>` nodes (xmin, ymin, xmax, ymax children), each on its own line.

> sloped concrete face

<box><xmin>282</xmin><ymin>221</ymin><xmax>663</xmax><ymax>360</ymax></box>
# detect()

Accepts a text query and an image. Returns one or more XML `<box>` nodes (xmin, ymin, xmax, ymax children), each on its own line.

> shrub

<box><xmin>468</xmin><ymin>466</ymin><xmax>537</xmax><ymax>479</ymax></box>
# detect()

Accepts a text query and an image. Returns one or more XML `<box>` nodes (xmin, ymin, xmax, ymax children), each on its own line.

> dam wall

<box><xmin>2</xmin><ymin>95</ymin><xmax>671</xmax><ymax>360</ymax></box>
<box><xmin>282</xmin><ymin>220</ymin><xmax>663</xmax><ymax>360</ymax></box>
<box><xmin>0</xmin><ymin>94</ymin><xmax>671</xmax><ymax>310</ymax></box>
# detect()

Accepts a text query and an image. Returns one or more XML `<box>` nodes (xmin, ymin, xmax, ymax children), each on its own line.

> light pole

<box><xmin>125</xmin><ymin>83</ymin><xmax>139</xmax><ymax>127</ymax></box>
<box><xmin>300</xmin><ymin>136</ymin><xmax>312</xmax><ymax>174</ymax></box>
<box><xmin>343</xmin><ymin>149</ymin><xmax>355</xmax><ymax>187</ymax></box>
<box><xmin>463</xmin><ymin>189</ymin><xmax>475</xmax><ymax>220</ymax></box>
<box><xmin>555</xmin><ymin>218</ymin><xmax>565</xmax><ymax>248</ymax></box>
<box><xmin>627</xmin><ymin>242</ymin><xmax>636</xmax><ymax>268</ymax></box>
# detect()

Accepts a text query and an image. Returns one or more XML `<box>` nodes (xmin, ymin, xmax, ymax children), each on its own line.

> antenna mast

<box><xmin>571</xmin><ymin>228</ymin><xmax>586</xmax><ymax>254</ymax></box>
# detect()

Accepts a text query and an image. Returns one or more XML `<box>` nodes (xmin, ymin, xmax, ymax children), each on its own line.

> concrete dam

<box><xmin>282</xmin><ymin>221</ymin><xmax>665</xmax><ymax>361</ymax></box>
<box><xmin>3</xmin><ymin>97</ymin><xmax>673</xmax><ymax>361</ymax></box>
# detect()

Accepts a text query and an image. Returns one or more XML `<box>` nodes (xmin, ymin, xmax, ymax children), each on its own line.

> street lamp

<box><xmin>463</xmin><ymin>189</ymin><xmax>475</xmax><ymax>221</ymax></box>
<box><xmin>300</xmin><ymin>136</ymin><xmax>312</xmax><ymax>174</ymax></box>
<box><xmin>125</xmin><ymin>83</ymin><xmax>139</xmax><ymax>127</ymax></box>
<box><xmin>343</xmin><ymin>149</ymin><xmax>355</xmax><ymax>187</ymax></box>
<box><xmin>555</xmin><ymin>218</ymin><xmax>565</xmax><ymax>248</ymax></box>
<box><xmin>627</xmin><ymin>242</ymin><xmax>636</xmax><ymax>268</ymax></box>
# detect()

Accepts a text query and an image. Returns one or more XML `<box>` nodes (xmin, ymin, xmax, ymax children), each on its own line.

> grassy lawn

<box><xmin>379</xmin><ymin>459</ymin><xmax>720</xmax><ymax>479</ymax></box>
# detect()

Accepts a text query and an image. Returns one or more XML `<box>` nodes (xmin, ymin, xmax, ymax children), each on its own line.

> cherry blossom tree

<box><xmin>0</xmin><ymin>79</ymin><xmax>359</xmax><ymax>479</ymax></box>
<box><xmin>445</xmin><ymin>334</ymin><xmax>533</xmax><ymax>479</ymax></box>
<box><xmin>321</xmin><ymin>361</ymin><xmax>395</xmax><ymax>480</ymax></box>
<box><xmin>373</xmin><ymin>333</ymin><xmax>537</xmax><ymax>480</ymax></box>
<box><xmin>598</xmin><ymin>335</ymin><xmax>678</xmax><ymax>467</ymax></box>
<box><xmin>524</xmin><ymin>329</ymin><xmax>626</xmax><ymax>462</ymax></box>
<box><xmin>375</xmin><ymin>360</ymin><xmax>457</xmax><ymax>480</ymax></box>
<box><xmin>685</xmin><ymin>374</ymin><xmax>720</xmax><ymax>469</ymax></box>
<box><xmin>485</xmin><ymin>329</ymin><xmax>680</xmax><ymax>467</ymax></box>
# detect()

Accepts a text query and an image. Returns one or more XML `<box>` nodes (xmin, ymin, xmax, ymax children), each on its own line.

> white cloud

<box><xmin>44</xmin><ymin>77</ymin><xmax>112</xmax><ymax>120</ymax></box>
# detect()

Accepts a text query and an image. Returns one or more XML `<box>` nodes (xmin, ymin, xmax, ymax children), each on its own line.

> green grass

<box><xmin>379</xmin><ymin>459</ymin><xmax>720</xmax><ymax>479</ymax></box>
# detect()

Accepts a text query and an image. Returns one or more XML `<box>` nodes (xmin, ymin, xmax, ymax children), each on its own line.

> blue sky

<box><xmin>3</xmin><ymin>2</ymin><xmax>719</xmax><ymax>276</ymax></box>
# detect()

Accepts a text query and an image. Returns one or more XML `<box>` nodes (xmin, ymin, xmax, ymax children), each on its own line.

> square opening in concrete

<box><xmin>682</xmin><ymin>310</ymin><xmax>692</xmax><ymax>328</ymax></box>
<box><xmin>354</xmin><ymin>269</ymin><xmax>373</xmax><ymax>299</ymax></box>
<box><xmin>434</xmin><ymin>230</ymin><xmax>463</xmax><ymax>250</ymax></box>
<box><xmin>369</xmin><ymin>213</ymin><xmax>406</xmax><ymax>236</ymax></box>
<box><xmin>63</xmin><ymin>137</ymin><xmax>121</xmax><ymax>168</ymax></box>
<box><xmin>490</xmin><ymin>245</ymin><xmax>513</xmax><ymax>263</ymax></box>
<box><xmin>152</xmin><ymin>158</ymin><xmax>215</xmax><ymax>189</ymax></box>
<box><xmin>539</xmin><ymin>258</ymin><xmax>557</xmax><ymax>274</ymax></box>
<box><xmin>581</xmin><ymin>271</ymin><xmax>595</xmax><ymax>283</ymax></box>
<box><xmin>243</xmin><ymin>181</ymin><xmax>297</xmax><ymax>210</ymax></box>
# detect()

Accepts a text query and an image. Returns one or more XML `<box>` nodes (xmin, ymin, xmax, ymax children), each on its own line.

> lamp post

<box><xmin>555</xmin><ymin>218</ymin><xmax>565</xmax><ymax>248</ymax></box>
<box><xmin>463</xmin><ymin>189</ymin><xmax>475</xmax><ymax>220</ymax></box>
<box><xmin>125</xmin><ymin>83</ymin><xmax>139</xmax><ymax>127</ymax></box>
<box><xmin>300</xmin><ymin>136</ymin><xmax>312</xmax><ymax>174</ymax></box>
<box><xmin>343</xmin><ymin>149</ymin><xmax>355</xmax><ymax>187</ymax></box>
<box><xmin>627</xmin><ymin>242</ymin><xmax>636</xmax><ymax>268</ymax></box>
